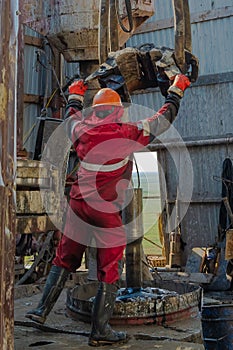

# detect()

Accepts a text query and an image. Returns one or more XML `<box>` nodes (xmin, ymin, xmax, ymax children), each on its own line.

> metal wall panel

<box><xmin>127</xmin><ymin>28</ymin><xmax>175</xmax><ymax>53</ymax></box>
<box><xmin>134</xmin><ymin>0</ymin><xmax>233</xmax><ymax>23</ymax></box>
<box><xmin>63</xmin><ymin>61</ymin><xmax>80</xmax><ymax>80</ymax></box>
<box><xmin>131</xmin><ymin>90</ymin><xmax>164</xmax><ymax>112</ymax></box>
<box><xmin>23</xmin><ymin>26</ymin><xmax>52</xmax><ymax>156</ymax></box>
<box><xmin>24</xmin><ymin>26</ymin><xmax>51</xmax><ymax>95</ymax></box>
<box><xmin>22</xmin><ymin>104</ymin><xmax>40</xmax><ymax>156</ymax></box>
<box><xmin>192</xmin><ymin>17</ymin><xmax>233</xmax><ymax>75</ymax></box>
<box><xmin>188</xmin><ymin>0</ymin><xmax>233</xmax><ymax>13</ymax></box>
<box><xmin>157</xmin><ymin>143</ymin><xmax>233</xmax><ymax>262</ymax></box>
<box><xmin>175</xmin><ymin>82</ymin><xmax>233</xmax><ymax>138</ymax></box>
<box><xmin>145</xmin><ymin>0</ymin><xmax>233</xmax><ymax>22</ymax></box>
<box><xmin>128</xmin><ymin>15</ymin><xmax>233</xmax><ymax>75</ymax></box>
<box><xmin>23</xmin><ymin>26</ymin><xmax>79</xmax><ymax>156</ymax></box>
<box><xmin>157</xmin><ymin>80</ymin><xmax>233</xmax><ymax>261</ymax></box>
<box><xmin>127</xmin><ymin>0</ymin><xmax>233</xmax><ymax>261</ymax></box>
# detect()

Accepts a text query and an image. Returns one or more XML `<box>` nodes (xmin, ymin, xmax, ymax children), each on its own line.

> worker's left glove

<box><xmin>68</xmin><ymin>79</ymin><xmax>88</xmax><ymax>103</ymax></box>
<box><xmin>64</xmin><ymin>79</ymin><xmax>88</xmax><ymax>119</ymax></box>
<box><xmin>167</xmin><ymin>74</ymin><xmax>191</xmax><ymax>98</ymax></box>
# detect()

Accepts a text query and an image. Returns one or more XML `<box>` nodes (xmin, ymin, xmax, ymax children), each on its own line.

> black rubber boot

<box><xmin>88</xmin><ymin>282</ymin><xmax>128</xmax><ymax>347</ymax></box>
<box><xmin>25</xmin><ymin>265</ymin><xmax>70</xmax><ymax>324</ymax></box>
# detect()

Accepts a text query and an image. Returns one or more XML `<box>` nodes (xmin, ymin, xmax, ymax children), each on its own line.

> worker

<box><xmin>26</xmin><ymin>74</ymin><xmax>190</xmax><ymax>346</ymax></box>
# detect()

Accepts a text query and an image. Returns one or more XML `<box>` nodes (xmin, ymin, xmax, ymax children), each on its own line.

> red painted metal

<box><xmin>111</xmin><ymin>306</ymin><xmax>199</xmax><ymax>326</ymax></box>
<box><xmin>66</xmin><ymin>281</ymin><xmax>202</xmax><ymax>326</ymax></box>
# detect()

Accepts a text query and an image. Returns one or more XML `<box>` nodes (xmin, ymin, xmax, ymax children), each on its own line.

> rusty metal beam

<box><xmin>16</xmin><ymin>215</ymin><xmax>57</xmax><ymax>234</ymax></box>
<box><xmin>24</xmin><ymin>93</ymin><xmax>41</xmax><ymax>104</ymax></box>
<box><xmin>0</xmin><ymin>1</ymin><xmax>18</xmax><ymax>349</ymax></box>
<box><xmin>172</xmin><ymin>0</ymin><xmax>186</xmax><ymax>72</ymax></box>
<box><xmin>183</xmin><ymin>0</ymin><xmax>192</xmax><ymax>52</ymax></box>
<box><xmin>24</xmin><ymin>35</ymin><xmax>43</xmax><ymax>47</ymax></box>
<box><xmin>98</xmin><ymin>0</ymin><xmax>110</xmax><ymax>63</ymax></box>
<box><xmin>109</xmin><ymin>0</ymin><xmax>119</xmax><ymax>52</ymax></box>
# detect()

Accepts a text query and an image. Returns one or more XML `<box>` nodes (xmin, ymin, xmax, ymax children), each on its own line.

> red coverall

<box><xmin>53</xmin><ymin>101</ymin><xmax>178</xmax><ymax>284</ymax></box>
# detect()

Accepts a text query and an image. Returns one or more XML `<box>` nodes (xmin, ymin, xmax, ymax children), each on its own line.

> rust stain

<box><xmin>19</xmin><ymin>0</ymin><xmax>154</xmax><ymax>61</ymax></box>
<box><xmin>0</xmin><ymin>2</ymin><xmax>18</xmax><ymax>349</ymax></box>
<box><xmin>0</xmin><ymin>82</ymin><xmax>8</xmax><ymax>121</ymax></box>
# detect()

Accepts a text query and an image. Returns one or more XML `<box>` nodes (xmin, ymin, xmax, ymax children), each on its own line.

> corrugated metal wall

<box><xmin>23</xmin><ymin>27</ymin><xmax>46</xmax><ymax>155</ymax></box>
<box><xmin>23</xmin><ymin>26</ymin><xmax>79</xmax><ymax>156</ymax></box>
<box><xmin>127</xmin><ymin>0</ymin><xmax>233</xmax><ymax>262</ymax></box>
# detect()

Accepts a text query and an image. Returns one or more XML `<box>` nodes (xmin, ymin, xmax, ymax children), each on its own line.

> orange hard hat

<box><xmin>92</xmin><ymin>88</ymin><xmax>122</xmax><ymax>107</ymax></box>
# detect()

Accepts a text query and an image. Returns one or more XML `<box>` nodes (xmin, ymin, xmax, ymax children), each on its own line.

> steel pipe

<box><xmin>148</xmin><ymin>136</ymin><xmax>233</xmax><ymax>151</ymax></box>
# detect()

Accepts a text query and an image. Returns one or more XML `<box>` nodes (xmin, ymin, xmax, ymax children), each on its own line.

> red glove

<box><xmin>68</xmin><ymin>79</ymin><xmax>88</xmax><ymax>101</ymax></box>
<box><xmin>168</xmin><ymin>74</ymin><xmax>191</xmax><ymax>97</ymax></box>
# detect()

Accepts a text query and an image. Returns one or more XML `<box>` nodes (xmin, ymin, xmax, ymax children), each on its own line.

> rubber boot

<box><xmin>88</xmin><ymin>282</ymin><xmax>128</xmax><ymax>347</ymax></box>
<box><xmin>25</xmin><ymin>265</ymin><xmax>69</xmax><ymax>324</ymax></box>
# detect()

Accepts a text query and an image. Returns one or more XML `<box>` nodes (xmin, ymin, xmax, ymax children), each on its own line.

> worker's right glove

<box><xmin>167</xmin><ymin>74</ymin><xmax>191</xmax><ymax>98</ymax></box>
<box><xmin>68</xmin><ymin>79</ymin><xmax>88</xmax><ymax>102</ymax></box>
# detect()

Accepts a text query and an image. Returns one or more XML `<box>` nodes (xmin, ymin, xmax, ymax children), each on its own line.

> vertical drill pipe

<box><xmin>183</xmin><ymin>0</ymin><xmax>192</xmax><ymax>52</ymax></box>
<box><xmin>123</xmin><ymin>188</ymin><xmax>144</xmax><ymax>288</ymax></box>
<box><xmin>169</xmin><ymin>163</ymin><xmax>182</xmax><ymax>267</ymax></box>
<box><xmin>98</xmin><ymin>0</ymin><xmax>110</xmax><ymax>63</ymax></box>
<box><xmin>125</xmin><ymin>238</ymin><xmax>143</xmax><ymax>288</ymax></box>
<box><xmin>172</xmin><ymin>0</ymin><xmax>191</xmax><ymax>73</ymax></box>
<box><xmin>109</xmin><ymin>0</ymin><xmax>119</xmax><ymax>52</ymax></box>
